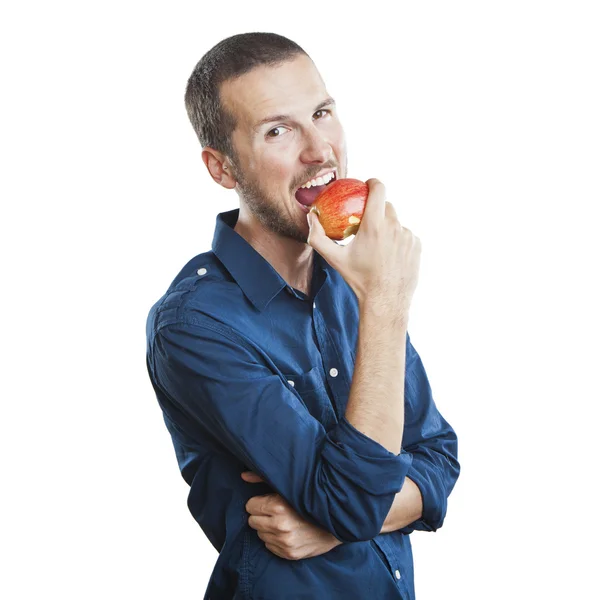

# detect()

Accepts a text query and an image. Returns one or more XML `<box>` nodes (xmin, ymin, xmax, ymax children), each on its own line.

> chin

<box><xmin>288</xmin><ymin>229</ymin><xmax>309</xmax><ymax>245</ymax></box>
<box><xmin>284</xmin><ymin>220</ymin><xmax>309</xmax><ymax>245</ymax></box>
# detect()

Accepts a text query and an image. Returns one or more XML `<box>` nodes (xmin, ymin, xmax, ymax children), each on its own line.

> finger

<box><xmin>257</xmin><ymin>530</ymin><xmax>279</xmax><ymax>544</ymax></box>
<box><xmin>362</xmin><ymin>178</ymin><xmax>386</xmax><ymax>231</ymax></box>
<box><xmin>241</xmin><ymin>471</ymin><xmax>265</xmax><ymax>483</ymax></box>
<box><xmin>248</xmin><ymin>514</ymin><xmax>277</xmax><ymax>533</ymax></box>
<box><xmin>385</xmin><ymin>200</ymin><xmax>398</xmax><ymax>223</ymax></box>
<box><xmin>265</xmin><ymin>542</ymin><xmax>288</xmax><ymax>559</ymax></box>
<box><xmin>245</xmin><ymin>494</ymin><xmax>275</xmax><ymax>516</ymax></box>
<box><xmin>265</xmin><ymin>541</ymin><xmax>304</xmax><ymax>561</ymax></box>
<box><xmin>306</xmin><ymin>209</ymin><xmax>344</xmax><ymax>267</ymax></box>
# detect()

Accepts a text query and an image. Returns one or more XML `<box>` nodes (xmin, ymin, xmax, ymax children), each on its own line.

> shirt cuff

<box><xmin>323</xmin><ymin>416</ymin><xmax>413</xmax><ymax>496</ymax></box>
<box><xmin>403</xmin><ymin>454</ymin><xmax>444</xmax><ymax>530</ymax></box>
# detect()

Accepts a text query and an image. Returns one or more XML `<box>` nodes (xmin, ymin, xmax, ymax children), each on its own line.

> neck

<box><xmin>233</xmin><ymin>207</ymin><xmax>314</xmax><ymax>296</ymax></box>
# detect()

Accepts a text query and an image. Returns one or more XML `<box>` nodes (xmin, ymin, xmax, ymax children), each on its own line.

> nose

<box><xmin>300</xmin><ymin>125</ymin><xmax>333</xmax><ymax>165</ymax></box>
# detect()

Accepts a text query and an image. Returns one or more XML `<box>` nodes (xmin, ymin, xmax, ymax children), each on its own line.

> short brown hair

<box><xmin>184</xmin><ymin>32</ymin><xmax>308</xmax><ymax>162</ymax></box>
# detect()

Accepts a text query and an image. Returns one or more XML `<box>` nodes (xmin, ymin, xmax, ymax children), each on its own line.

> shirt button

<box><xmin>287</xmin><ymin>380</ymin><xmax>295</xmax><ymax>387</ymax></box>
<box><xmin>395</xmin><ymin>569</ymin><xmax>401</xmax><ymax>580</ymax></box>
<box><xmin>329</xmin><ymin>368</ymin><xmax>338</xmax><ymax>377</ymax></box>
<box><xmin>197</xmin><ymin>268</ymin><xmax>207</xmax><ymax>276</ymax></box>
<box><xmin>313</xmin><ymin>302</ymin><xmax>316</xmax><ymax>309</ymax></box>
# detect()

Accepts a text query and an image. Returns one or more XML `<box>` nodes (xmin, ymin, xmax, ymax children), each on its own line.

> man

<box><xmin>145</xmin><ymin>32</ymin><xmax>460</xmax><ymax>599</ymax></box>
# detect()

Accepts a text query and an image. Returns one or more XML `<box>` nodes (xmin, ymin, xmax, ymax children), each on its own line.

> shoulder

<box><xmin>145</xmin><ymin>250</ymin><xmax>242</xmax><ymax>341</ymax></box>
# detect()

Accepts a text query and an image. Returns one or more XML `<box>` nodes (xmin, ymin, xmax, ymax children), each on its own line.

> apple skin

<box><xmin>309</xmin><ymin>178</ymin><xmax>368</xmax><ymax>240</ymax></box>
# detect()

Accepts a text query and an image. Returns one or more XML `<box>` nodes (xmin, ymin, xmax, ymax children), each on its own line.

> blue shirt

<box><xmin>145</xmin><ymin>208</ymin><xmax>460</xmax><ymax>599</ymax></box>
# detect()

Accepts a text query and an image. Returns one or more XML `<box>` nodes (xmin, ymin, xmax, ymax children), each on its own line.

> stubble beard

<box><xmin>230</xmin><ymin>154</ymin><xmax>348</xmax><ymax>245</ymax></box>
<box><xmin>232</xmin><ymin>165</ymin><xmax>308</xmax><ymax>245</ymax></box>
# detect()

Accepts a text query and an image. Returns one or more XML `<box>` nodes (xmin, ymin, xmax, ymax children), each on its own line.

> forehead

<box><xmin>220</xmin><ymin>54</ymin><xmax>328</xmax><ymax>135</ymax></box>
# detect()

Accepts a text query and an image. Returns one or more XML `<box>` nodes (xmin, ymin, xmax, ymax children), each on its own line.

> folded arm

<box><xmin>150</xmin><ymin>319</ymin><xmax>413</xmax><ymax>543</ymax></box>
<box><xmin>380</xmin><ymin>476</ymin><xmax>424</xmax><ymax>533</ymax></box>
<box><xmin>238</xmin><ymin>332</ymin><xmax>459</xmax><ymax>559</ymax></box>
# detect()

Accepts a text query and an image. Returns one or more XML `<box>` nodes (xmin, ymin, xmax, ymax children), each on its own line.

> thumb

<box><xmin>306</xmin><ymin>209</ymin><xmax>344</xmax><ymax>267</ymax></box>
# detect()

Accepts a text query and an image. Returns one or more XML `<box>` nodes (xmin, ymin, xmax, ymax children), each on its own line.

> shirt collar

<box><xmin>211</xmin><ymin>208</ymin><xmax>328</xmax><ymax>312</ymax></box>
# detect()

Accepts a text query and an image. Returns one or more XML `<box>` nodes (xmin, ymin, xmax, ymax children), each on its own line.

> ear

<box><xmin>202</xmin><ymin>147</ymin><xmax>236</xmax><ymax>189</ymax></box>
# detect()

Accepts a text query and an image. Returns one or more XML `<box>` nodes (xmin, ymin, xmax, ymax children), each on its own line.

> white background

<box><xmin>2</xmin><ymin>1</ymin><xmax>599</xmax><ymax>598</ymax></box>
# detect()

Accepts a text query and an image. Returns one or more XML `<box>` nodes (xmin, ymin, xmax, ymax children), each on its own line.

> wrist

<box><xmin>359</xmin><ymin>298</ymin><xmax>409</xmax><ymax>328</ymax></box>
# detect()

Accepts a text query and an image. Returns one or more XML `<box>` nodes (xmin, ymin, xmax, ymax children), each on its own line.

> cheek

<box><xmin>320</xmin><ymin>120</ymin><xmax>346</xmax><ymax>157</ymax></box>
<box><xmin>331</xmin><ymin>126</ymin><xmax>347</xmax><ymax>154</ymax></box>
<box><xmin>261</xmin><ymin>159</ymin><xmax>295</xmax><ymax>192</ymax></box>
<box><xmin>250</xmin><ymin>144</ymin><xmax>291</xmax><ymax>179</ymax></box>
<box><xmin>245</xmin><ymin>155</ymin><xmax>287</xmax><ymax>188</ymax></box>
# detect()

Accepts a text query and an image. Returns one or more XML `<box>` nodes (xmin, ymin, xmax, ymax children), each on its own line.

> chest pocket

<box><xmin>283</xmin><ymin>366</ymin><xmax>336</xmax><ymax>428</ymax></box>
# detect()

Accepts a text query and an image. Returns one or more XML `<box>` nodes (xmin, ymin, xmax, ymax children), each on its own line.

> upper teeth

<box><xmin>300</xmin><ymin>172</ymin><xmax>335</xmax><ymax>189</ymax></box>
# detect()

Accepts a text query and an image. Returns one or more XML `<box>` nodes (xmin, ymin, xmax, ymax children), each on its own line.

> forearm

<box><xmin>345</xmin><ymin>299</ymin><xmax>408</xmax><ymax>455</ymax></box>
<box><xmin>380</xmin><ymin>476</ymin><xmax>423</xmax><ymax>534</ymax></box>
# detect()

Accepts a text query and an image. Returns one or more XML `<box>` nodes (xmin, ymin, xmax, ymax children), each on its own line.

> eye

<box><xmin>266</xmin><ymin>109</ymin><xmax>331</xmax><ymax>138</ymax></box>
<box><xmin>266</xmin><ymin>126</ymin><xmax>288</xmax><ymax>138</ymax></box>
<box><xmin>314</xmin><ymin>109</ymin><xmax>331</xmax><ymax>119</ymax></box>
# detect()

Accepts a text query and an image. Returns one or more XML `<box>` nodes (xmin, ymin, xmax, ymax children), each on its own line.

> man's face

<box><xmin>220</xmin><ymin>53</ymin><xmax>348</xmax><ymax>244</ymax></box>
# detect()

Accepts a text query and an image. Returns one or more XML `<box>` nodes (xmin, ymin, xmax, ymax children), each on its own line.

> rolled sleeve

<box><xmin>149</xmin><ymin>320</ymin><xmax>410</xmax><ymax>543</ymax></box>
<box><xmin>325</xmin><ymin>416</ymin><xmax>413</xmax><ymax>495</ymax></box>
<box><xmin>399</xmin><ymin>334</ymin><xmax>460</xmax><ymax>534</ymax></box>
<box><xmin>323</xmin><ymin>416</ymin><xmax>413</xmax><ymax>540</ymax></box>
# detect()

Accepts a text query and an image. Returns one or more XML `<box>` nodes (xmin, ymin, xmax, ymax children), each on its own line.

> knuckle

<box><xmin>367</xmin><ymin>178</ymin><xmax>386</xmax><ymax>195</ymax></box>
<box><xmin>265</xmin><ymin>543</ymin><xmax>278</xmax><ymax>556</ymax></box>
<box><xmin>287</xmin><ymin>548</ymin><xmax>302</xmax><ymax>561</ymax></box>
<box><xmin>287</xmin><ymin>530</ymin><xmax>297</xmax><ymax>542</ymax></box>
<box><xmin>369</xmin><ymin>219</ymin><xmax>382</xmax><ymax>234</ymax></box>
<box><xmin>276</xmin><ymin>519</ymin><xmax>292</xmax><ymax>533</ymax></box>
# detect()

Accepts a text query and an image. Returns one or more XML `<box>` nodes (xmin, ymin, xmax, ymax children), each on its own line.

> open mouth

<box><xmin>294</xmin><ymin>171</ymin><xmax>337</xmax><ymax>213</ymax></box>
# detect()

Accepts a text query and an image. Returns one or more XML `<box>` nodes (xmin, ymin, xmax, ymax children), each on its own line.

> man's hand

<box><xmin>242</xmin><ymin>471</ymin><xmax>343</xmax><ymax>560</ymax></box>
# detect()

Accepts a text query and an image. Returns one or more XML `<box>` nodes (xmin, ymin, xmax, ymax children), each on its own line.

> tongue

<box><xmin>295</xmin><ymin>184</ymin><xmax>327</xmax><ymax>206</ymax></box>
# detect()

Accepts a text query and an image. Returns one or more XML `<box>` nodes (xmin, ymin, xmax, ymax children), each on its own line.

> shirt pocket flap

<box><xmin>282</xmin><ymin>366</ymin><xmax>326</xmax><ymax>393</ymax></box>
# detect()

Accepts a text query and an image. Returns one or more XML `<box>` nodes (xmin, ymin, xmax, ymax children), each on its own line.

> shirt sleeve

<box><xmin>399</xmin><ymin>333</ymin><xmax>460</xmax><ymax>533</ymax></box>
<box><xmin>150</xmin><ymin>319</ymin><xmax>413</xmax><ymax>543</ymax></box>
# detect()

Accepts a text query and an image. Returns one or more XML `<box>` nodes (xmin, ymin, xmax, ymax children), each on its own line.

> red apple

<box><xmin>309</xmin><ymin>178</ymin><xmax>368</xmax><ymax>240</ymax></box>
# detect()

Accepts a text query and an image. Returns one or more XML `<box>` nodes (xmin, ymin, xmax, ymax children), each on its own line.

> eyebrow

<box><xmin>252</xmin><ymin>96</ymin><xmax>336</xmax><ymax>132</ymax></box>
